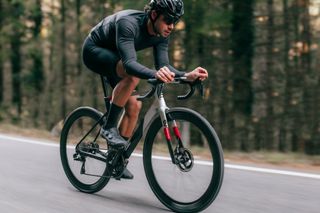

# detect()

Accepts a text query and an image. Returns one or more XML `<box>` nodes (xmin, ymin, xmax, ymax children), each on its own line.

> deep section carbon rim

<box><xmin>60</xmin><ymin>107</ymin><xmax>110</xmax><ymax>193</ymax></box>
<box><xmin>143</xmin><ymin>108</ymin><xmax>224</xmax><ymax>212</ymax></box>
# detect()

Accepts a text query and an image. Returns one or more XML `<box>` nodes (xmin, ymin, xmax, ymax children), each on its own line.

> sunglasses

<box><xmin>163</xmin><ymin>15</ymin><xmax>180</xmax><ymax>25</ymax></box>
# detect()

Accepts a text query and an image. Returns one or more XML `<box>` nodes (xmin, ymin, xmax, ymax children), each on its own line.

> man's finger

<box><xmin>156</xmin><ymin>71</ymin><xmax>166</xmax><ymax>82</ymax></box>
<box><xmin>199</xmin><ymin>68</ymin><xmax>207</xmax><ymax>74</ymax></box>
<box><xmin>163</xmin><ymin>69</ymin><xmax>175</xmax><ymax>81</ymax></box>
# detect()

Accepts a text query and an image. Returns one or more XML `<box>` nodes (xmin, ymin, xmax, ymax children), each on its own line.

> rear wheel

<box><xmin>143</xmin><ymin>108</ymin><xmax>224</xmax><ymax>212</ymax></box>
<box><xmin>60</xmin><ymin>107</ymin><xmax>110</xmax><ymax>193</ymax></box>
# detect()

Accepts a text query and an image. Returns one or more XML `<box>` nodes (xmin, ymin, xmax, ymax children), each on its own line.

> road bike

<box><xmin>60</xmin><ymin>76</ymin><xmax>224</xmax><ymax>213</ymax></box>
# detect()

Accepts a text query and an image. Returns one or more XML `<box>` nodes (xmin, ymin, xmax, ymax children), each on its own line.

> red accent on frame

<box><xmin>164</xmin><ymin>127</ymin><xmax>172</xmax><ymax>141</ymax></box>
<box><xmin>173</xmin><ymin>126</ymin><xmax>181</xmax><ymax>139</ymax></box>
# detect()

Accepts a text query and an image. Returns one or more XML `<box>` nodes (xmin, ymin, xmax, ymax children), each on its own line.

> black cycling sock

<box><xmin>104</xmin><ymin>103</ymin><xmax>123</xmax><ymax>129</ymax></box>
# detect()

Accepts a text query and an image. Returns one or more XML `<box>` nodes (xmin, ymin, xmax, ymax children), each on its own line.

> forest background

<box><xmin>0</xmin><ymin>0</ymin><xmax>319</xmax><ymax>156</ymax></box>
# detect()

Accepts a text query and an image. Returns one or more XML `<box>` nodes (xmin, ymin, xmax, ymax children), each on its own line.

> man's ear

<box><xmin>150</xmin><ymin>10</ymin><xmax>158</xmax><ymax>21</ymax></box>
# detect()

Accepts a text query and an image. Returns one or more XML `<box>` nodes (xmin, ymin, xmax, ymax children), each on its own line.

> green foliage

<box><xmin>122</xmin><ymin>0</ymin><xmax>146</xmax><ymax>10</ymax></box>
<box><xmin>199</xmin><ymin>9</ymin><xmax>232</xmax><ymax>35</ymax></box>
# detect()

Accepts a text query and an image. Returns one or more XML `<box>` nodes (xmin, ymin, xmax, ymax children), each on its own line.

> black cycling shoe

<box><xmin>100</xmin><ymin>127</ymin><xmax>127</xmax><ymax>148</ymax></box>
<box><xmin>116</xmin><ymin>168</ymin><xmax>134</xmax><ymax>180</ymax></box>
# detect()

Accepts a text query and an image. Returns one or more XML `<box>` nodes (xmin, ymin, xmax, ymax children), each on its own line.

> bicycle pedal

<box><xmin>107</xmin><ymin>142</ymin><xmax>127</xmax><ymax>150</ymax></box>
<box><xmin>114</xmin><ymin>171</ymin><xmax>130</xmax><ymax>181</ymax></box>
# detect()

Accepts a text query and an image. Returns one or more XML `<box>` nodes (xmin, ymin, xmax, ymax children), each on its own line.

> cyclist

<box><xmin>82</xmin><ymin>0</ymin><xmax>208</xmax><ymax>179</ymax></box>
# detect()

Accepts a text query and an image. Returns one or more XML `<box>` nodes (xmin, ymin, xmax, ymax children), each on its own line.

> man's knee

<box><xmin>125</xmin><ymin>97</ymin><xmax>142</xmax><ymax>117</ymax></box>
<box><xmin>116</xmin><ymin>61</ymin><xmax>140</xmax><ymax>86</ymax></box>
<box><xmin>125</xmin><ymin>76</ymin><xmax>140</xmax><ymax>87</ymax></box>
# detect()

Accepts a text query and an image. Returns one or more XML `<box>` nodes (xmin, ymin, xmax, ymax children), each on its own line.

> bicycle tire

<box><xmin>60</xmin><ymin>107</ymin><xmax>110</xmax><ymax>193</ymax></box>
<box><xmin>143</xmin><ymin>107</ymin><xmax>224</xmax><ymax>213</ymax></box>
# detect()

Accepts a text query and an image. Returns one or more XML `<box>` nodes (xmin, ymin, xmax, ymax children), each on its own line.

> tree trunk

<box><xmin>76</xmin><ymin>0</ymin><xmax>82</xmax><ymax>76</ymax></box>
<box><xmin>264</xmin><ymin>0</ymin><xmax>275</xmax><ymax>150</ymax></box>
<box><xmin>279</xmin><ymin>0</ymin><xmax>292</xmax><ymax>152</ymax></box>
<box><xmin>40</xmin><ymin>0</ymin><xmax>58</xmax><ymax>129</ymax></box>
<box><xmin>60</xmin><ymin>0</ymin><xmax>67</xmax><ymax>119</ymax></box>
<box><xmin>231</xmin><ymin>0</ymin><xmax>254</xmax><ymax>151</ymax></box>
<box><xmin>0</xmin><ymin>0</ymin><xmax>3</xmax><ymax>104</ymax></box>
<box><xmin>10</xmin><ymin>1</ymin><xmax>24</xmax><ymax>117</ymax></box>
<box><xmin>30</xmin><ymin>0</ymin><xmax>44</xmax><ymax>126</ymax></box>
<box><xmin>218</xmin><ymin>2</ymin><xmax>234</xmax><ymax>150</ymax></box>
<box><xmin>291</xmin><ymin>0</ymin><xmax>303</xmax><ymax>152</ymax></box>
<box><xmin>299</xmin><ymin>0</ymin><xmax>314</xmax><ymax>153</ymax></box>
<box><xmin>76</xmin><ymin>0</ymin><xmax>85</xmax><ymax>107</ymax></box>
<box><xmin>311</xmin><ymin>78</ymin><xmax>320</xmax><ymax>154</ymax></box>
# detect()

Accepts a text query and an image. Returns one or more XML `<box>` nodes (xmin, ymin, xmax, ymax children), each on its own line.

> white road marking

<box><xmin>1</xmin><ymin>134</ymin><xmax>319</xmax><ymax>180</ymax></box>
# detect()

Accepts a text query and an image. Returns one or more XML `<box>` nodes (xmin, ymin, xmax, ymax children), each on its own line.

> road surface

<box><xmin>0</xmin><ymin>134</ymin><xmax>319</xmax><ymax>212</ymax></box>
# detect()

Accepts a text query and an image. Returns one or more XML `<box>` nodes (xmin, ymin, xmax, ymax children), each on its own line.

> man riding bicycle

<box><xmin>82</xmin><ymin>0</ymin><xmax>208</xmax><ymax>179</ymax></box>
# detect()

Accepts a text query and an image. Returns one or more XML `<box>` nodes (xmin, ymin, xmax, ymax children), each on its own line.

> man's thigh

<box><xmin>82</xmin><ymin>38</ymin><xmax>122</xmax><ymax>88</ymax></box>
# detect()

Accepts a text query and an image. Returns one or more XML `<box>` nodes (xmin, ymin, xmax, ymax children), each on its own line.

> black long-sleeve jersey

<box><xmin>89</xmin><ymin>9</ymin><xmax>185</xmax><ymax>79</ymax></box>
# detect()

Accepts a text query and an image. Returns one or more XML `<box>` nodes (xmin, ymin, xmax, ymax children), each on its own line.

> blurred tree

<box><xmin>75</xmin><ymin>0</ymin><xmax>82</xmax><ymax>76</ymax></box>
<box><xmin>28</xmin><ymin>0</ymin><xmax>44</xmax><ymax>126</ymax></box>
<box><xmin>9</xmin><ymin>0</ymin><xmax>25</xmax><ymax>118</ymax></box>
<box><xmin>60</xmin><ymin>0</ymin><xmax>67</xmax><ymax>119</ymax></box>
<box><xmin>299</xmin><ymin>0</ymin><xmax>319</xmax><ymax>154</ymax></box>
<box><xmin>0</xmin><ymin>0</ymin><xmax>3</xmax><ymax>104</ymax></box>
<box><xmin>39</xmin><ymin>0</ymin><xmax>61</xmax><ymax>129</ymax></box>
<box><xmin>264</xmin><ymin>0</ymin><xmax>276</xmax><ymax>150</ymax></box>
<box><xmin>291</xmin><ymin>0</ymin><xmax>304</xmax><ymax>152</ymax></box>
<box><xmin>279</xmin><ymin>0</ymin><xmax>292</xmax><ymax>152</ymax></box>
<box><xmin>75</xmin><ymin>0</ymin><xmax>85</xmax><ymax>108</ymax></box>
<box><xmin>231</xmin><ymin>0</ymin><xmax>254</xmax><ymax>151</ymax></box>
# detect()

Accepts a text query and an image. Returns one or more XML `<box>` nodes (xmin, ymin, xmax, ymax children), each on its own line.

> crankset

<box><xmin>106</xmin><ymin>149</ymin><xmax>128</xmax><ymax>179</ymax></box>
<box><xmin>174</xmin><ymin>146</ymin><xmax>194</xmax><ymax>172</ymax></box>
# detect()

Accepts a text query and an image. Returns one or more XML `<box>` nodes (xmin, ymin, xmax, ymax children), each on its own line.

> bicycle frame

<box><xmin>124</xmin><ymin>84</ymin><xmax>179</xmax><ymax>162</ymax></box>
<box><xmin>98</xmin><ymin>76</ymin><xmax>181</xmax><ymax>162</ymax></box>
<box><xmin>61</xmin><ymin>76</ymin><xmax>224</xmax><ymax>212</ymax></box>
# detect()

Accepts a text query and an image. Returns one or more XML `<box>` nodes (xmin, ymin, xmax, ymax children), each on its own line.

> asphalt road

<box><xmin>0</xmin><ymin>134</ymin><xmax>319</xmax><ymax>213</ymax></box>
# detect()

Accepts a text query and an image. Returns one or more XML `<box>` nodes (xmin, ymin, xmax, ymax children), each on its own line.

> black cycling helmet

<box><xmin>148</xmin><ymin>0</ymin><xmax>184</xmax><ymax>24</ymax></box>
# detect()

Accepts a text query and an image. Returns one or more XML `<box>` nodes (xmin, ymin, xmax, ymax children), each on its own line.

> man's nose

<box><xmin>168</xmin><ymin>23</ymin><xmax>174</xmax><ymax>30</ymax></box>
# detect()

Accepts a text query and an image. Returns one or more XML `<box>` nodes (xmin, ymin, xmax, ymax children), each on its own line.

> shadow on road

<box><xmin>70</xmin><ymin>188</ymin><xmax>170</xmax><ymax>212</ymax></box>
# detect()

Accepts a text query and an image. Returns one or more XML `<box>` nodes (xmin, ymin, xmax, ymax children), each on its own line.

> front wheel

<box><xmin>143</xmin><ymin>108</ymin><xmax>224</xmax><ymax>213</ymax></box>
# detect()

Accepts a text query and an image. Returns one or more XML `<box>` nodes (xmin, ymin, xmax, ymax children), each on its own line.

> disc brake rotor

<box><xmin>174</xmin><ymin>147</ymin><xmax>194</xmax><ymax>172</ymax></box>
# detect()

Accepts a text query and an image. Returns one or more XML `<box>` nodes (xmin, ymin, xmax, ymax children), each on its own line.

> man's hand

<box><xmin>185</xmin><ymin>67</ymin><xmax>208</xmax><ymax>82</ymax></box>
<box><xmin>155</xmin><ymin>66</ymin><xmax>175</xmax><ymax>83</ymax></box>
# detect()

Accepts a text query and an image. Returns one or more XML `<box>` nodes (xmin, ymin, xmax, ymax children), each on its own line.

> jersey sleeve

<box><xmin>153</xmin><ymin>39</ymin><xmax>186</xmax><ymax>77</ymax></box>
<box><xmin>116</xmin><ymin>19</ymin><xmax>156</xmax><ymax>79</ymax></box>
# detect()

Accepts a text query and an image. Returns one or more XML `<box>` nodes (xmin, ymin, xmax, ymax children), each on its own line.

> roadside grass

<box><xmin>0</xmin><ymin>123</ymin><xmax>60</xmax><ymax>142</ymax></box>
<box><xmin>223</xmin><ymin>151</ymin><xmax>320</xmax><ymax>170</ymax></box>
<box><xmin>1</xmin><ymin>123</ymin><xmax>319</xmax><ymax>172</ymax></box>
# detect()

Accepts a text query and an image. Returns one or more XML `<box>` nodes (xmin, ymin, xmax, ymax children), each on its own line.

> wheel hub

<box><xmin>174</xmin><ymin>147</ymin><xmax>194</xmax><ymax>172</ymax></box>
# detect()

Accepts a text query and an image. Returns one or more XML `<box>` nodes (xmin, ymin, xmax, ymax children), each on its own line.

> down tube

<box><xmin>124</xmin><ymin>99</ymin><xmax>159</xmax><ymax>158</ymax></box>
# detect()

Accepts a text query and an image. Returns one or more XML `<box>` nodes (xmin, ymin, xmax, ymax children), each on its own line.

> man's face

<box><xmin>154</xmin><ymin>14</ymin><xmax>176</xmax><ymax>37</ymax></box>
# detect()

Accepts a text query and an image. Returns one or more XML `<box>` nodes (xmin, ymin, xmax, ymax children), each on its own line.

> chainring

<box><xmin>106</xmin><ymin>149</ymin><xmax>126</xmax><ymax>178</ymax></box>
